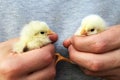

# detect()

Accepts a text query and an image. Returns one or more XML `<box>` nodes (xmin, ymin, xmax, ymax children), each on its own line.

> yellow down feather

<box><xmin>75</xmin><ymin>15</ymin><xmax>107</xmax><ymax>36</ymax></box>
<box><xmin>13</xmin><ymin>21</ymin><xmax>53</xmax><ymax>53</ymax></box>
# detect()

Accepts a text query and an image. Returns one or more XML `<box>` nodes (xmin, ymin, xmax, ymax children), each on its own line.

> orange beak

<box><xmin>47</xmin><ymin>29</ymin><xmax>54</xmax><ymax>35</ymax></box>
<box><xmin>80</xmin><ymin>29</ymin><xmax>87</xmax><ymax>36</ymax></box>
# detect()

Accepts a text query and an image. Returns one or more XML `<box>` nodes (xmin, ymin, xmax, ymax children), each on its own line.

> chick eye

<box><xmin>90</xmin><ymin>28</ymin><xmax>95</xmax><ymax>32</ymax></box>
<box><xmin>40</xmin><ymin>32</ymin><xmax>45</xmax><ymax>34</ymax></box>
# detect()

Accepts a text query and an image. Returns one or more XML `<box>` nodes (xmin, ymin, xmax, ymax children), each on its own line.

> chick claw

<box><xmin>55</xmin><ymin>53</ymin><xmax>73</xmax><ymax>64</ymax></box>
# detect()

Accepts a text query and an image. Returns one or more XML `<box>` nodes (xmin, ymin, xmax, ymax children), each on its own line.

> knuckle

<box><xmin>87</xmin><ymin>59</ymin><xmax>103</xmax><ymax>71</ymax></box>
<box><xmin>44</xmin><ymin>53</ymin><xmax>53</xmax><ymax>63</ymax></box>
<box><xmin>92</xmin><ymin>41</ymin><xmax>106</xmax><ymax>53</ymax></box>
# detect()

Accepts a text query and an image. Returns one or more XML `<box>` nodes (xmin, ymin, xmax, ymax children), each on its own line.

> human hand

<box><xmin>63</xmin><ymin>25</ymin><xmax>120</xmax><ymax>80</ymax></box>
<box><xmin>0</xmin><ymin>33</ymin><xmax>58</xmax><ymax>80</ymax></box>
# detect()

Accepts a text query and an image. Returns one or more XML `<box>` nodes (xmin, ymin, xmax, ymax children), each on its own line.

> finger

<box><xmin>82</xmin><ymin>67</ymin><xmax>120</xmax><ymax>77</ymax></box>
<box><xmin>0</xmin><ymin>44</ymin><xmax>55</xmax><ymax>77</ymax></box>
<box><xmin>71</xmin><ymin>25</ymin><xmax>120</xmax><ymax>53</ymax></box>
<box><xmin>19</xmin><ymin>44</ymin><xmax>55</xmax><ymax>73</ymax></box>
<box><xmin>25</xmin><ymin>60</ymin><xmax>56</xmax><ymax>80</ymax></box>
<box><xmin>68</xmin><ymin>45</ymin><xmax>120</xmax><ymax>71</ymax></box>
<box><xmin>49</xmin><ymin>33</ymin><xmax>58</xmax><ymax>43</ymax></box>
<box><xmin>0</xmin><ymin>38</ymin><xmax>19</xmax><ymax>56</ymax></box>
<box><xmin>63</xmin><ymin>37</ymin><xmax>72</xmax><ymax>48</ymax></box>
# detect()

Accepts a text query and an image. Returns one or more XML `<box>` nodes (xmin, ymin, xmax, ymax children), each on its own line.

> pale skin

<box><xmin>63</xmin><ymin>25</ymin><xmax>120</xmax><ymax>80</ymax></box>
<box><xmin>0</xmin><ymin>33</ymin><xmax>58</xmax><ymax>80</ymax></box>
<box><xmin>1</xmin><ymin>25</ymin><xmax>120</xmax><ymax>80</ymax></box>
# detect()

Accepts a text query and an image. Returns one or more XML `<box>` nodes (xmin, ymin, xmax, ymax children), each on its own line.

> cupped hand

<box><xmin>63</xmin><ymin>25</ymin><xmax>120</xmax><ymax>80</ymax></box>
<box><xmin>0</xmin><ymin>33</ymin><xmax>58</xmax><ymax>80</ymax></box>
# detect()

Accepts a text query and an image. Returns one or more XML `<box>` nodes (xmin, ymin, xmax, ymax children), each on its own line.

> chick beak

<box><xmin>47</xmin><ymin>29</ymin><xmax>54</xmax><ymax>35</ymax></box>
<box><xmin>80</xmin><ymin>29</ymin><xmax>87</xmax><ymax>36</ymax></box>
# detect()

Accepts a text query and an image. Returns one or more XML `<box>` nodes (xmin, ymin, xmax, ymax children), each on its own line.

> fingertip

<box><xmin>63</xmin><ymin>38</ymin><xmax>71</xmax><ymax>48</ymax></box>
<box><xmin>49</xmin><ymin>33</ymin><xmax>58</xmax><ymax>43</ymax></box>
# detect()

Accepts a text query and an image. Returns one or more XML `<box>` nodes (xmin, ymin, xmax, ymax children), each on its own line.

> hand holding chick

<box><xmin>59</xmin><ymin>15</ymin><xmax>107</xmax><ymax>64</ymax></box>
<box><xmin>13</xmin><ymin>21</ymin><xmax>72</xmax><ymax>64</ymax></box>
<box><xmin>63</xmin><ymin>14</ymin><xmax>107</xmax><ymax>63</ymax></box>
<box><xmin>64</xmin><ymin>14</ymin><xmax>107</xmax><ymax>49</ymax></box>
<box><xmin>13</xmin><ymin>21</ymin><xmax>54</xmax><ymax>53</ymax></box>
<box><xmin>63</xmin><ymin>15</ymin><xmax>120</xmax><ymax>80</ymax></box>
<box><xmin>0</xmin><ymin>38</ymin><xmax>56</xmax><ymax>80</ymax></box>
<box><xmin>57</xmin><ymin>15</ymin><xmax>107</xmax><ymax>64</ymax></box>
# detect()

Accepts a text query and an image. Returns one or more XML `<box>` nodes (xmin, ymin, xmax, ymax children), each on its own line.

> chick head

<box><xmin>75</xmin><ymin>15</ymin><xmax>106</xmax><ymax>36</ymax></box>
<box><xmin>21</xmin><ymin>21</ymin><xmax>54</xmax><ymax>49</ymax></box>
<box><xmin>21</xmin><ymin>21</ymin><xmax>53</xmax><ymax>40</ymax></box>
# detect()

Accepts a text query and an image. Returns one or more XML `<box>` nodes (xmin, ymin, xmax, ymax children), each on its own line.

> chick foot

<box><xmin>55</xmin><ymin>53</ymin><xmax>73</xmax><ymax>64</ymax></box>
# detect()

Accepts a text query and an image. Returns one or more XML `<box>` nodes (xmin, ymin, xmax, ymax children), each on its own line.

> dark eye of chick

<box><xmin>40</xmin><ymin>32</ymin><xmax>45</xmax><ymax>34</ymax></box>
<box><xmin>90</xmin><ymin>28</ymin><xmax>95</xmax><ymax>32</ymax></box>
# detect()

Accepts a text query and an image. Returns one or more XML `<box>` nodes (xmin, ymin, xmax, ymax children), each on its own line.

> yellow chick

<box><xmin>13</xmin><ymin>21</ymin><xmax>53</xmax><ymax>53</ymax></box>
<box><xmin>57</xmin><ymin>15</ymin><xmax>107</xmax><ymax>64</ymax></box>
<box><xmin>75</xmin><ymin>15</ymin><xmax>107</xmax><ymax>36</ymax></box>
<box><xmin>13</xmin><ymin>21</ymin><xmax>72</xmax><ymax>64</ymax></box>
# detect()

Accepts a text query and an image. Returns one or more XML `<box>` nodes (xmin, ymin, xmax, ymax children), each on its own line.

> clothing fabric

<box><xmin>0</xmin><ymin>0</ymin><xmax>120</xmax><ymax>80</ymax></box>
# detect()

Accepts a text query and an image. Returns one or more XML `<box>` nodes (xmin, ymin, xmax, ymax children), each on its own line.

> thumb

<box><xmin>49</xmin><ymin>33</ymin><xmax>58</xmax><ymax>43</ymax></box>
<box><xmin>63</xmin><ymin>37</ymin><xmax>72</xmax><ymax>48</ymax></box>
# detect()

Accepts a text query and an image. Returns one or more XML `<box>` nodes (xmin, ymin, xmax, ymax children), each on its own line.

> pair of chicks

<box><xmin>13</xmin><ymin>15</ymin><xmax>107</xmax><ymax>64</ymax></box>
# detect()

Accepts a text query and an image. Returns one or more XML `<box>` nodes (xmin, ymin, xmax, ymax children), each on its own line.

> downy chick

<box><xmin>13</xmin><ymin>21</ymin><xmax>53</xmax><ymax>53</ymax></box>
<box><xmin>75</xmin><ymin>15</ymin><xmax>107</xmax><ymax>36</ymax></box>
<box><xmin>13</xmin><ymin>21</ymin><xmax>72</xmax><ymax>64</ymax></box>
